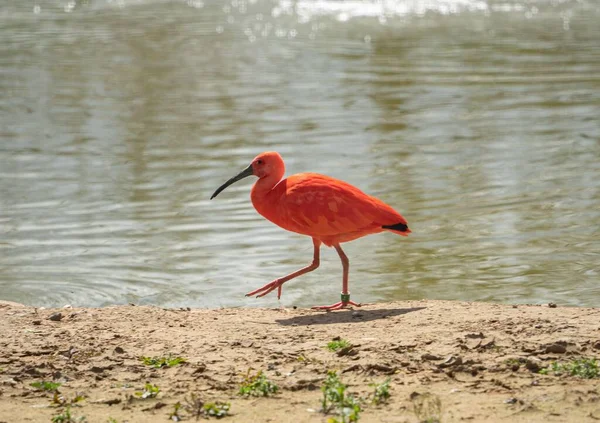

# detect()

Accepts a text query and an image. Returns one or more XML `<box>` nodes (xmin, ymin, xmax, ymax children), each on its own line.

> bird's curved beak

<box><xmin>210</xmin><ymin>164</ymin><xmax>254</xmax><ymax>200</ymax></box>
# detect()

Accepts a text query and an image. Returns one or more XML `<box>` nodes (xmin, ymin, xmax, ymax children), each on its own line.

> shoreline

<box><xmin>1</xmin><ymin>300</ymin><xmax>599</xmax><ymax>422</ymax></box>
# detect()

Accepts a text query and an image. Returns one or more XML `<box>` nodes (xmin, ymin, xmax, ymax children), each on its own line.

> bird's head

<box><xmin>210</xmin><ymin>151</ymin><xmax>285</xmax><ymax>199</ymax></box>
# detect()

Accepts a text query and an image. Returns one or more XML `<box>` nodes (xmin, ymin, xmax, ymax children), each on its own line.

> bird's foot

<box><xmin>245</xmin><ymin>279</ymin><xmax>284</xmax><ymax>299</ymax></box>
<box><xmin>311</xmin><ymin>299</ymin><xmax>361</xmax><ymax>311</ymax></box>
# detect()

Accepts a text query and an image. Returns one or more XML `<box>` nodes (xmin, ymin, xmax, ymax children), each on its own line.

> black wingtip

<box><xmin>382</xmin><ymin>222</ymin><xmax>409</xmax><ymax>232</ymax></box>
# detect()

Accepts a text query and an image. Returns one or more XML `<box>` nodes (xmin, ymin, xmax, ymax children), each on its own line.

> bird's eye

<box><xmin>256</xmin><ymin>159</ymin><xmax>263</xmax><ymax>165</ymax></box>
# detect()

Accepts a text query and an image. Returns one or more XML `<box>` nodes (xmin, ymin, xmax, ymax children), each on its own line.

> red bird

<box><xmin>211</xmin><ymin>152</ymin><xmax>410</xmax><ymax>311</ymax></box>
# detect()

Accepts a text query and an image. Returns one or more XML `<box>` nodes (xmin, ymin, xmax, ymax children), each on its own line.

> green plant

<box><xmin>539</xmin><ymin>358</ymin><xmax>599</xmax><ymax>379</ymax></box>
<box><xmin>169</xmin><ymin>402</ymin><xmax>182</xmax><ymax>421</ymax></box>
<box><xmin>140</xmin><ymin>354</ymin><xmax>186</xmax><ymax>368</ymax></box>
<box><xmin>370</xmin><ymin>378</ymin><xmax>391</xmax><ymax>404</ymax></box>
<box><xmin>134</xmin><ymin>383</ymin><xmax>160</xmax><ymax>399</ymax></box>
<box><xmin>107</xmin><ymin>418</ymin><xmax>118</xmax><ymax>423</ymax></box>
<box><xmin>238</xmin><ymin>370</ymin><xmax>278</xmax><ymax>397</ymax></box>
<box><xmin>203</xmin><ymin>402</ymin><xmax>231</xmax><ymax>418</ymax></box>
<box><xmin>31</xmin><ymin>381</ymin><xmax>62</xmax><ymax>392</ymax></box>
<box><xmin>184</xmin><ymin>393</ymin><xmax>231</xmax><ymax>419</ymax></box>
<box><xmin>321</xmin><ymin>371</ymin><xmax>361</xmax><ymax>423</ymax></box>
<box><xmin>51</xmin><ymin>393</ymin><xmax>85</xmax><ymax>407</ymax></box>
<box><xmin>51</xmin><ymin>406</ymin><xmax>86</xmax><ymax>423</ymax></box>
<box><xmin>326</xmin><ymin>339</ymin><xmax>351</xmax><ymax>352</ymax></box>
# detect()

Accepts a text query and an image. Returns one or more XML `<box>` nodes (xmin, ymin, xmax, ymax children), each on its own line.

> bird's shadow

<box><xmin>275</xmin><ymin>306</ymin><xmax>425</xmax><ymax>326</ymax></box>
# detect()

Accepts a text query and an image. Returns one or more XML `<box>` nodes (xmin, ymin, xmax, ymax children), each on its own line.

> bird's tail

<box><xmin>382</xmin><ymin>222</ymin><xmax>411</xmax><ymax>236</ymax></box>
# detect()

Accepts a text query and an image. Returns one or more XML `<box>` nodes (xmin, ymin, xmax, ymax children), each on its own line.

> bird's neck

<box><xmin>251</xmin><ymin>174</ymin><xmax>284</xmax><ymax>219</ymax></box>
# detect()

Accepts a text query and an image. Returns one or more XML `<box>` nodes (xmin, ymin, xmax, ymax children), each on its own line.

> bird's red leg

<box><xmin>312</xmin><ymin>243</ymin><xmax>361</xmax><ymax>311</ymax></box>
<box><xmin>246</xmin><ymin>238</ymin><xmax>321</xmax><ymax>299</ymax></box>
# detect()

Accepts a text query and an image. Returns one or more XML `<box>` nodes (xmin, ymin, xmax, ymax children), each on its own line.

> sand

<box><xmin>1</xmin><ymin>300</ymin><xmax>599</xmax><ymax>422</ymax></box>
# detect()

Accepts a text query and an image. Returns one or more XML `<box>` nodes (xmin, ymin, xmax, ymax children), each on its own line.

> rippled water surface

<box><xmin>1</xmin><ymin>0</ymin><xmax>599</xmax><ymax>308</ymax></box>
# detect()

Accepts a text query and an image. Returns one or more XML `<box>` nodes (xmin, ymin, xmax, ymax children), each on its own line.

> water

<box><xmin>1</xmin><ymin>0</ymin><xmax>599</xmax><ymax>309</ymax></box>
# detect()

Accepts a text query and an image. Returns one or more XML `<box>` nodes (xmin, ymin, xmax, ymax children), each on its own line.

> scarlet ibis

<box><xmin>210</xmin><ymin>152</ymin><xmax>410</xmax><ymax>311</ymax></box>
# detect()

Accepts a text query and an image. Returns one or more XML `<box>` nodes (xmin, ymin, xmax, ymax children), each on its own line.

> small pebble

<box><xmin>545</xmin><ymin>343</ymin><xmax>567</xmax><ymax>354</ymax></box>
<box><xmin>32</xmin><ymin>320</ymin><xmax>41</xmax><ymax>325</ymax></box>
<box><xmin>421</xmin><ymin>353</ymin><xmax>442</xmax><ymax>361</ymax></box>
<box><xmin>548</xmin><ymin>303</ymin><xmax>557</xmax><ymax>308</ymax></box>
<box><xmin>525</xmin><ymin>357</ymin><xmax>542</xmax><ymax>372</ymax></box>
<box><xmin>48</xmin><ymin>312</ymin><xmax>63</xmax><ymax>322</ymax></box>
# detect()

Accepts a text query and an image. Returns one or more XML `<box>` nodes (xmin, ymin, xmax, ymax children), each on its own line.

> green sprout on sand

<box><xmin>321</xmin><ymin>371</ymin><xmax>361</xmax><ymax>423</ymax></box>
<box><xmin>31</xmin><ymin>381</ymin><xmax>62</xmax><ymax>392</ymax></box>
<box><xmin>238</xmin><ymin>370</ymin><xmax>278</xmax><ymax>397</ymax></box>
<box><xmin>203</xmin><ymin>401</ymin><xmax>231</xmax><ymax>418</ymax></box>
<box><xmin>140</xmin><ymin>354</ymin><xmax>186</xmax><ymax>368</ymax></box>
<box><xmin>51</xmin><ymin>392</ymin><xmax>85</xmax><ymax>407</ymax></box>
<box><xmin>184</xmin><ymin>393</ymin><xmax>231</xmax><ymax>419</ymax></box>
<box><xmin>51</xmin><ymin>406</ymin><xmax>86</xmax><ymax>423</ymax></box>
<box><xmin>326</xmin><ymin>339</ymin><xmax>352</xmax><ymax>352</ymax></box>
<box><xmin>539</xmin><ymin>358</ymin><xmax>599</xmax><ymax>379</ymax></box>
<box><xmin>134</xmin><ymin>383</ymin><xmax>160</xmax><ymax>399</ymax></box>
<box><xmin>169</xmin><ymin>402</ymin><xmax>183</xmax><ymax>421</ymax></box>
<box><xmin>370</xmin><ymin>378</ymin><xmax>391</xmax><ymax>404</ymax></box>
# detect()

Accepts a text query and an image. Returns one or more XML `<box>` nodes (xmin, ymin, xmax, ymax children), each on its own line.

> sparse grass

<box><xmin>321</xmin><ymin>370</ymin><xmax>361</xmax><ymax>423</ymax></box>
<box><xmin>51</xmin><ymin>406</ymin><xmax>86</xmax><ymax>423</ymax></box>
<box><xmin>134</xmin><ymin>383</ymin><xmax>160</xmax><ymax>399</ymax></box>
<box><xmin>238</xmin><ymin>370</ymin><xmax>278</xmax><ymax>397</ymax></box>
<box><xmin>107</xmin><ymin>418</ymin><xmax>118</xmax><ymax>423</ymax></box>
<box><xmin>184</xmin><ymin>393</ymin><xmax>231</xmax><ymax>419</ymax></box>
<box><xmin>31</xmin><ymin>381</ymin><xmax>62</xmax><ymax>392</ymax></box>
<box><xmin>140</xmin><ymin>354</ymin><xmax>186</xmax><ymax>368</ymax></box>
<box><xmin>326</xmin><ymin>339</ymin><xmax>351</xmax><ymax>352</ymax></box>
<box><xmin>539</xmin><ymin>358</ymin><xmax>599</xmax><ymax>379</ymax></box>
<box><xmin>370</xmin><ymin>378</ymin><xmax>391</xmax><ymax>405</ymax></box>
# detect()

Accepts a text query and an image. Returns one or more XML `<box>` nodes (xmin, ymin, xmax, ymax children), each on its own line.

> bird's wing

<box><xmin>278</xmin><ymin>173</ymin><xmax>402</xmax><ymax>237</ymax></box>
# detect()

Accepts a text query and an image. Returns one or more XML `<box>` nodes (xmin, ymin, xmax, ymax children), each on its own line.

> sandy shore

<box><xmin>1</xmin><ymin>300</ymin><xmax>599</xmax><ymax>422</ymax></box>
